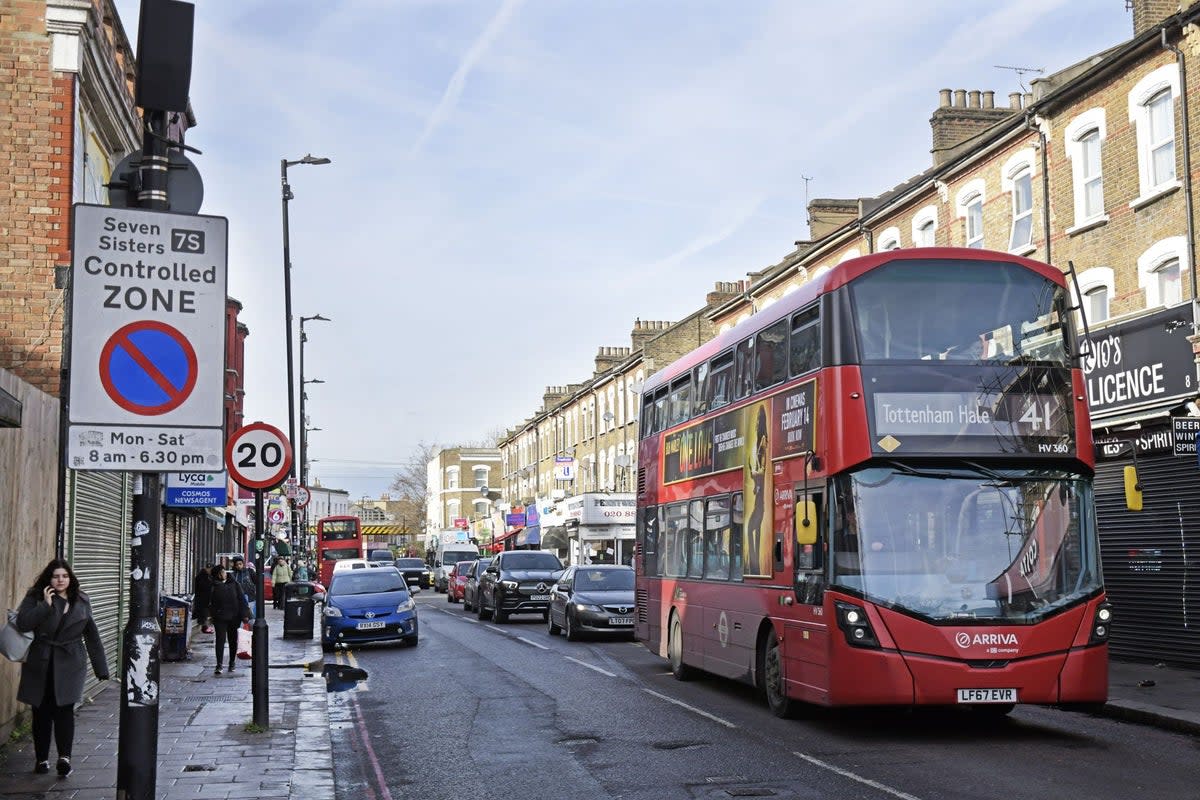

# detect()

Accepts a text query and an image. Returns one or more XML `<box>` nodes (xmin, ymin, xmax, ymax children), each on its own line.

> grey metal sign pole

<box><xmin>116</xmin><ymin>108</ymin><xmax>167</xmax><ymax>800</ymax></box>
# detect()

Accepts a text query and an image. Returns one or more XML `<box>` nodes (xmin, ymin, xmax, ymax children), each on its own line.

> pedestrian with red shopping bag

<box><xmin>207</xmin><ymin>565</ymin><xmax>249</xmax><ymax>675</ymax></box>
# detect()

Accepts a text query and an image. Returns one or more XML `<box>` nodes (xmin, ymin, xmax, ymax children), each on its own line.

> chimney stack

<box><xmin>1131</xmin><ymin>0</ymin><xmax>1179</xmax><ymax>37</ymax></box>
<box><xmin>930</xmin><ymin>88</ymin><xmax>1016</xmax><ymax>166</ymax></box>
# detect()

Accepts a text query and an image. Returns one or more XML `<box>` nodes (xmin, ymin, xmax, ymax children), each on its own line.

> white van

<box><xmin>432</xmin><ymin>532</ymin><xmax>479</xmax><ymax>592</ymax></box>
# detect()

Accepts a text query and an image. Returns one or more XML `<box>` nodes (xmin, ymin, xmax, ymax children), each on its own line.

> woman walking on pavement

<box><xmin>15</xmin><ymin>558</ymin><xmax>109</xmax><ymax>778</ymax></box>
<box><xmin>192</xmin><ymin>563</ymin><xmax>214</xmax><ymax>633</ymax></box>
<box><xmin>208</xmin><ymin>564</ymin><xmax>249</xmax><ymax>675</ymax></box>
<box><xmin>271</xmin><ymin>556</ymin><xmax>292</xmax><ymax>610</ymax></box>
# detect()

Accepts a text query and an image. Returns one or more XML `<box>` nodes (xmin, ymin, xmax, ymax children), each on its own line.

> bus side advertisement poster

<box><xmin>662</xmin><ymin>380</ymin><xmax>816</xmax><ymax>484</ymax></box>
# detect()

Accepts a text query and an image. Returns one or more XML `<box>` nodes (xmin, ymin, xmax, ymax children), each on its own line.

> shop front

<box><xmin>563</xmin><ymin>493</ymin><xmax>635</xmax><ymax>566</ymax></box>
<box><xmin>1085</xmin><ymin>304</ymin><xmax>1200</xmax><ymax>667</ymax></box>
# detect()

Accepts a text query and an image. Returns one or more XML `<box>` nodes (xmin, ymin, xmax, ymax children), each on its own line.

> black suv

<box><xmin>393</xmin><ymin>557</ymin><xmax>432</xmax><ymax>590</ymax></box>
<box><xmin>476</xmin><ymin>550</ymin><xmax>563</xmax><ymax>623</ymax></box>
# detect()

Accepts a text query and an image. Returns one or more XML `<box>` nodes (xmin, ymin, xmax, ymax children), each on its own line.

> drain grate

<box><xmin>652</xmin><ymin>740</ymin><xmax>708</xmax><ymax>751</ymax></box>
<box><xmin>164</xmin><ymin>695</ymin><xmax>244</xmax><ymax>702</ymax></box>
<box><xmin>726</xmin><ymin>790</ymin><xmax>776</xmax><ymax>798</ymax></box>
<box><xmin>183</xmin><ymin>764</ymin><xmax>217</xmax><ymax>772</ymax></box>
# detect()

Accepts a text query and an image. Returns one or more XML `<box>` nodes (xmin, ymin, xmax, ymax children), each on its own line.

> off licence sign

<box><xmin>67</xmin><ymin>204</ymin><xmax>227</xmax><ymax>471</ymax></box>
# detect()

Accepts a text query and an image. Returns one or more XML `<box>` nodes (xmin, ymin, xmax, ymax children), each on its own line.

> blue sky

<box><xmin>111</xmin><ymin>0</ymin><xmax>1133</xmax><ymax>499</ymax></box>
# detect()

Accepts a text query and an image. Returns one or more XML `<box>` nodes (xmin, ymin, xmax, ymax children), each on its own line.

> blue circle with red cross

<box><xmin>99</xmin><ymin>320</ymin><xmax>198</xmax><ymax>415</ymax></box>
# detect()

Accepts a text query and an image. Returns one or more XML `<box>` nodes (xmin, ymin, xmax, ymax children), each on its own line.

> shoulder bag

<box><xmin>0</xmin><ymin>609</ymin><xmax>34</xmax><ymax>662</ymax></box>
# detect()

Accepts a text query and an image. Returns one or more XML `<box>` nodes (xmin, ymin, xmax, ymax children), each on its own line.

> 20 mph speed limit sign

<box><xmin>225</xmin><ymin>422</ymin><xmax>293</xmax><ymax>490</ymax></box>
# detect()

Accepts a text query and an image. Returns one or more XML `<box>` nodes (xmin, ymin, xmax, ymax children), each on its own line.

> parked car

<box><xmin>393</xmin><ymin>557</ymin><xmax>432</xmax><ymax>590</ymax></box>
<box><xmin>322</xmin><ymin>567</ymin><xmax>418</xmax><ymax>652</ymax></box>
<box><xmin>367</xmin><ymin>548</ymin><xmax>395</xmax><ymax>567</ymax></box>
<box><xmin>446</xmin><ymin>560</ymin><xmax>474</xmax><ymax>603</ymax></box>
<box><xmin>476</xmin><ymin>550</ymin><xmax>563</xmax><ymax>623</ymax></box>
<box><xmin>547</xmin><ymin>564</ymin><xmax>636</xmax><ymax>641</ymax></box>
<box><xmin>462</xmin><ymin>558</ymin><xmax>491</xmax><ymax>612</ymax></box>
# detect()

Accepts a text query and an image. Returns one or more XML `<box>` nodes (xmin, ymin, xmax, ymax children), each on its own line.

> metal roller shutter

<box><xmin>68</xmin><ymin>470</ymin><xmax>129</xmax><ymax>693</ymax></box>
<box><xmin>1096</xmin><ymin>451</ymin><xmax>1200</xmax><ymax>667</ymax></box>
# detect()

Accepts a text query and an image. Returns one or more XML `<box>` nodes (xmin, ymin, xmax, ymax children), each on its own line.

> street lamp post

<box><xmin>298</xmin><ymin>312</ymin><xmax>329</xmax><ymax>554</ymax></box>
<box><xmin>281</xmin><ymin>155</ymin><xmax>330</xmax><ymax>555</ymax></box>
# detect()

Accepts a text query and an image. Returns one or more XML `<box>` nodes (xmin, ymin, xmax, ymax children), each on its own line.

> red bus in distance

<box><xmin>635</xmin><ymin>247</ymin><xmax>1131</xmax><ymax>718</ymax></box>
<box><xmin>316</xmin><ymin>515</ymin><xmax>363</xmax><ymax>587</ymax></box>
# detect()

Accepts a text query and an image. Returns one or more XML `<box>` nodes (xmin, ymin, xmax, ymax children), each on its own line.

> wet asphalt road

<box><xmin>326</xmin><ymin>592</ymin><xmax>1199</xmax><ymax>800</ymax></box>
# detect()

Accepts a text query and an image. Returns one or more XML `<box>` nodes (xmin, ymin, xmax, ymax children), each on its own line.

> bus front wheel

<box><xmin>668</xmin><ymin>612</ymin><xmax>693</xmax><ymax>681</ymax></box>
<box><xmin>762</xmin><ymin>636</ymin><xmax>799</xmax><ymax>719</ymax></box>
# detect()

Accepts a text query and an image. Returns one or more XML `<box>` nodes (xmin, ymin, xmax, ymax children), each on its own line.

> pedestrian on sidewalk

<box><xmin>14</xmin><ymin>558</ymin><xmax>109</xmax><ymax>778</ymax></box>
<box><xmin>230</xmin><ymin>555</ymin><xmax>257</xmax><ymax>619</ymax></box>
<box><xmin>271</xmin><ymin>556</ymin><xmax>292</xmax><ymax>610</ymax></box>
<box><xmin>192</xmin><ymin>563</ymin><xmax>214</xmax><ymax>634</ymax></box>
<box><xmin>208</xmin><ymin>564</ymin><xmax>250</xmax><ymax>675</ymax></box>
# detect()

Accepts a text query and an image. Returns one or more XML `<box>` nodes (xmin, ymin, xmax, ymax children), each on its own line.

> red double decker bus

<box><xmin>317</xmin><ymin>515</ymin><xmax>363</xmax><ymax>587</ymax></box>
<box><xmin>635</xmin><ymin>247</ymin><xmax>1132</xmax><ymax>718</ymax></box>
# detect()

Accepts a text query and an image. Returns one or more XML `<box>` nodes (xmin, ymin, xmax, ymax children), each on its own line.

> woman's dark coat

<box><xmin>15</xmin><ymin>591</ymin><xmax>108</xmax><ymax>707</ymax></box>
<box><xmin>192</xmin><ymin>568</ymin><xmax>213</xmax><ymax>617</ymax></box>
<box><xmin>208</xmin><ymin>578</ymin><xmax>250</xmax><ymax>623</ymax></box>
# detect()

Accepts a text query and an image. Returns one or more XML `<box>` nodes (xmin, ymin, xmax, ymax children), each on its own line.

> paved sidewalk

<box><xmin>0</xmin><ymin>606</ymin><xmax>334</xmax><ymax>799</ymax></box>
<box><xmin>1103</xmin><ymin>657</ymin><xmax>1200</xmax><ymax>735</ymax></box>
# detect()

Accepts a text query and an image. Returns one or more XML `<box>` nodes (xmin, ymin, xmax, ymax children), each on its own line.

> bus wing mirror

<box><xmin>795</xmin><ymin>500</ymin><xmax>818</xmax><ymax>545</ymax></box>
<box><xmin>1124</xmin><ymin>466</ymin><xmax>1143</xmax><ymax>511</ymax></box>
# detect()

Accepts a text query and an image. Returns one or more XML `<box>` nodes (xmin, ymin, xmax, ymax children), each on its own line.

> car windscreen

<box><xmin>575</xmin><ymin>569</ymin><xmax>634</xmax><ymax>592</ymax></box>
<box><xmin>455</xmin><ymin>561</ymin><xmax>475</xmax><ymax>572</ymax></box>
<box><xmin>331</xmin><ymin>573</ymin><xmax>408</xmax><ymax>596</ymax></box>
<box><xmin>502</xmin><ymin>552</ymin><xmax>562</xmax><ymax>570</ymax></box>
<box><xmin>395</xmin><ymin>559</ymin><xmax>426</xmax><ymax>569</ymax></box>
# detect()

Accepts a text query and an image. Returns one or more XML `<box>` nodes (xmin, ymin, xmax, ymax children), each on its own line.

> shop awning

<box><xmin>489</xmin><ymin>527</ymin><xmax>522</xmax><ymax>552</ymax></box>
<box><xmin>541</xmin><ymin>525</ymin><xmax>568</xmax><ymax>550</ymax></box>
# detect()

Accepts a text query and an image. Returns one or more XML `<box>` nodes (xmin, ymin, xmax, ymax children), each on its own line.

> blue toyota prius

<box><xmin>322</xmin><ymin>567</ymin><xmax>418</xmax><ymax>651</ymax></box>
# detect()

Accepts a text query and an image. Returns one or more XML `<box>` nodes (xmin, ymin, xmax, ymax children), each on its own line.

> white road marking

<box><xmin>641</xmin><ymin>688</ymin><xmax>736</xmax><ymax>728</ymax></box>
<box><xmin>564</xmin><ymin>656</ymin><xmax>616</xmax><ymax>677</ymax></box>
<box><xmin>793</xmin><ymin>752</ymin><xmax>925</xmax><ymax>800</ymax></box>
<box><xmin>517</xmin><ymin>637</ymin><xmax>550</xmax><ymax>650</ymax></box>
<box><xmin>487</xmin><ymin>625</ymin><xmax>506</xmax><ymax>633</ymax></box>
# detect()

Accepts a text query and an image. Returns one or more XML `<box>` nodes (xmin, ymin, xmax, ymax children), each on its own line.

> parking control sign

<box><xmin>67</xmin><ymin>204</ymin><xmax>228</xmax><ymax>471</ymax></box>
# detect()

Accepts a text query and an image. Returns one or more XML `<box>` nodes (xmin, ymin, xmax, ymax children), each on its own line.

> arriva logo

<box><xmin>955</xmin><ymin>632</ymin><xmax>1018</xmax><ymax>648</ymax></box>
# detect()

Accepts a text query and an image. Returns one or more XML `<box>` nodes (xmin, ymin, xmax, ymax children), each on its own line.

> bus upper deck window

<box><xmin>755</xmin><ymin>319</ymin><xmax>789</xmax><ymax>390</ymax></box>
<box><xmin>708</xmin><ymin>352</ymin><xmax>733</xmax><ymax>410</ymax></box>
<box><xmin>693</xmin><ymin>362</ymin><xmax>710</xmax><ymax>416</ymax></box>
<box><xmin>790</xmin><ymin>307</ymin><xmax>820</xmax><ymax>376</ymax></box>
<box><xmin>734</xmin><ymin>339</ymin><xmax>754</xmax><ymax>400</ymax></box>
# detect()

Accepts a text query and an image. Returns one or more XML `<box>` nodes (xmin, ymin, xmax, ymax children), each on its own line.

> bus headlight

<box><xmin>1089</xmin><ymin>602</ymin><xmax>1113</xmax><ymax>644</ymax></box>
<box><xmin>835</xmin><ymin>601</ymin><xmax>879</xmax><ymax>649</ymax></box>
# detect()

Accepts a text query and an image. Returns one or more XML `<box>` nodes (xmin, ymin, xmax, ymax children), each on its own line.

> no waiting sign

<box><xmin>67</xmin><ymin>204</ymin><xmax>228</xmax><ymax>472</ymax></box>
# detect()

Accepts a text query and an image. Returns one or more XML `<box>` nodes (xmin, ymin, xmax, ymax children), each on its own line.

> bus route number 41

<box><xmin>225</xmin><ymin>422</ymin><xmax>293</xmax><ymax>490</ymax></box>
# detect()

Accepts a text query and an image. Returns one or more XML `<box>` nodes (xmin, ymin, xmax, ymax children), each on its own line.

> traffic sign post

<box><xmin>226</xmin><ymin>422</ymin><xmax>293</xmax><ymax>729</ymax></box>
<box><xmin>67</xmin><ymin>203</ymin><xmax>228</xmax><ymax>471</ymax></box>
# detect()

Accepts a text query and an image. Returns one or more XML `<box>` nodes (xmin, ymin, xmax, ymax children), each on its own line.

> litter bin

<box><xmin>283</xmin><ymin>582</ymin><xmax>315</xmax><ymax>639</ymax></box>
<box><xmin>160</xmin><ymin>595</ymin><xmax>190</xmax><ymax>661</ymax></box>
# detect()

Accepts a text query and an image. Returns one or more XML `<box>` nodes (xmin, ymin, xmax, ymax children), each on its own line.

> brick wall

<box><xmin>0</xmin><ymin>2</ymin><xmax>73</xmax><ymax>396</ymax></box>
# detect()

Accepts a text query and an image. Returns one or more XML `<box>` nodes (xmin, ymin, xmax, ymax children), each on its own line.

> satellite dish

<box><xmin>628</xmin><ymin>380</ymin><xmax>644</xmax><ymax>394</ymax></box>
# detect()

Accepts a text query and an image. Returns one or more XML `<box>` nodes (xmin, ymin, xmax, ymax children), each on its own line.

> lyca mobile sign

<box><xmin>67</xmin><ymin>204</ymin><xmax>228</xmax><ymax>472</ymax></box>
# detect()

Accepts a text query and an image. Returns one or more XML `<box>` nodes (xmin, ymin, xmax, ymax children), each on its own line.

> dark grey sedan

<box><xmin>461</xmin><ymin>558</ymin><xmax>492</xmax><ymax>613</ymax></box>
<box><xmin>547</xmin><ymin>564</ymin><xmax>636</xmax><ymax>641</ymax></box>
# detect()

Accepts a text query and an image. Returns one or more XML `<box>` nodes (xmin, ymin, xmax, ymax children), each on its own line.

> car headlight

<box><xmin>574</xmin><ymin>602</ymin><xmax>603</xmax><ymax>613</ymax></box>
<box><xmin>324</xmin><ymin>606</ymin><xmax>342</xmax><ymax>618</ymax></box>
<box><xmin>396</xmin><ymin>598</ymin><xmax>416</xmax><ymax>613</ymax></box>
<box><xmin>501</xmin><ymin>580</ymin><xmax>518</xmax><ymax>590</ymax></box>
